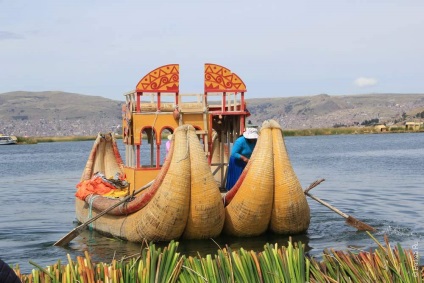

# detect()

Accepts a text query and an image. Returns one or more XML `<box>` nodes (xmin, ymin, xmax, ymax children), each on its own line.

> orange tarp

<box><xmin>75</xmin><ymin>174</ymin><xmax>128</xmax><ymax>200</ymax></box>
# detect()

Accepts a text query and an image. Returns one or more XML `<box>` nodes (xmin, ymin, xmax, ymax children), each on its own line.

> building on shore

<box><xmin>405</xmin><ymin>121</ymin><xmax>422</xmax><ymax>131</ymax></box>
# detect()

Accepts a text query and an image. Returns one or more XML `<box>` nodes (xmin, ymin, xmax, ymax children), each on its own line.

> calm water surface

<box><xmin>1</xmin><ymin>133</ymin><xmax>423</xmax><ymax>273</ymax></box>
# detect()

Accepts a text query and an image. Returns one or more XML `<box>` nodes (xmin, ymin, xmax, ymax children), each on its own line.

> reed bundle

<box><xmin>80</xmin><ymin>133</ymin><xmax>125</xmax><ymax>182</ymax></box>
<box><xmin>224</xmin><ymin>121</ymin><xmax>274</xmax><ymax>237</ymax></box>
<box><xmin>124</xmin><ymin>125</ymin><xmax>191</xmax><ymax>242</ymax></box>
<box><xmin>182</xmin><ymin>126</ymin><xmax>225</xmax><ymax>239</ymax></box>
<box><xmin>15</xmin><ymin>234</ymin><xmax>422</xmax><ymax>283</ymax></box>
<box><xmin>224</xmin><ymin>119</ymin><xmax>311</xmax><ymax>236</ymax></box>
<box><xmin>269</xmin><ymin>119</ymin><xmax>310</xmax><ymax>234</ymax></box>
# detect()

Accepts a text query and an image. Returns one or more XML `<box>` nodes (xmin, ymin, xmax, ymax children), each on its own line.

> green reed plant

<box><xmin>282</xmin><ymin>126</ymin><xmax>378</xmax><ymax>136</ymax></box>
<box><xmin>309</xmin><ymin>232</ymin><xmax>422</xmax><ymax>283</ymax></box>
<box><xmin>16</xmin><ymin>136</ymin><xmax>38</xmax><ymax>144</ymax></box>
<box><xmin>15</xmin><ymin>235</ymin><xmax>422</xmax><ymax>283</ymax></box>
<box><xmin>16</xmin><ymin>135</ymin><xmax>98</xmax><ymax>144</ymax></box>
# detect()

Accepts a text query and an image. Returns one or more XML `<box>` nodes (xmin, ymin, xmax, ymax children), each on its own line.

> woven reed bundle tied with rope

<box><xmin>269</xmin><ymin>119</ymin><xmax>310</xmax><ymax>234</ymax></box>
<box><xmin>182</xmin><ymin>125</ymin><xmax>225</xmax><ymax>239</ymax></box>
<box><xmin>224</xmin><ymin>120</ymin><xmax>275</xmax><ymax>237</ymax></box>
<box><xmin>224</xmin><ymin>119</ymin><xmax>311</xmax><ymax>237</ymax></box>
<box><xmin>80</xmin><ymin>133</ymin><xmax>125</xmax><ymax>182</ymax></box>
<box><xmin>124</xmin><ymin>125</ymin><xmax>192</xmax><ymax>242</ymax></box>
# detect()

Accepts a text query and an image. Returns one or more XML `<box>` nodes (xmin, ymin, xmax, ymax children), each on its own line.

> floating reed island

<box><xmin>15</xmin><ymin>233</ymin><xmax>423</xmax><ymax>283</ymax></box>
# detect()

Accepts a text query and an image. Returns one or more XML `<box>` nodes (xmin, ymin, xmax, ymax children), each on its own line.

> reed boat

<box><xmin>74</xmin><ymin>63</ymin><xmax>310</xmax><ymax>242</ymax></box>
<box><xmin>74</xmin><ymin>63</ymin><xmax>247</xmax><ymax>241</ymax></box>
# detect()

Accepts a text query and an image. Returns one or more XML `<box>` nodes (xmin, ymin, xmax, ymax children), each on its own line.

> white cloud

<box><xmin>354</xmin><ymin>77</ymin><xmax>378</xmax><ymax>87</ymax></box>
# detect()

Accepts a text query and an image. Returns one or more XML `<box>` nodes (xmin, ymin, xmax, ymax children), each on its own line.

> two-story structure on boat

<box><xmin>69</xmin><ymin>63</ymin><xmax>311</xmax><ymax>244</ymax></box>
<box><xmin>122</xmin><ymin>63</ymin><xmax>250</xmax><ymax>190</ymax></box>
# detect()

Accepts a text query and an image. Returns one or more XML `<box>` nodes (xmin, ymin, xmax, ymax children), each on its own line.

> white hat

<box><xmin>168</xmin><ymin>134</ymin><xmax>173</xmax><ymax>140</ymax></box>
<box><xmin>243</xmin><ymin>127</ymin><xmax>258</xmax><ymax>139</ymax></box>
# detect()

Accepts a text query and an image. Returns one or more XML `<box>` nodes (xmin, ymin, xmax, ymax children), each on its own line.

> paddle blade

<box><xmin>346</xmin><ymin>216</ymin><xmax>376</xmax><ymax>232</ymax></box>
<box><xmin>53</xmin><ymin>227</ymin><xmax>81</xmax><ymax>246</ymax></box>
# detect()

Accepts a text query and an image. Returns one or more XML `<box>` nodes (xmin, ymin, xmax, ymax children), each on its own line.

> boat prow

<box><xmin>75</xmin><ymin>126</ymin><xmax>224</xmax><ymax>242</ymax></box>
<box><xmin>223</xmin><ymin>120</ymin><xmax>310</xmax><ymax>237</ymax></box>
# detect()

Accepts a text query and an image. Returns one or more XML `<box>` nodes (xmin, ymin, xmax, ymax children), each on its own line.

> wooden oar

<box><xmin>54</xmin><ymin>180</ymin><xmax>155</xmax><ymax>247</ymax></box>
<box><xmin>304</xmin><ymin>179</ymin><xmax>376</xmax><ymax>232</ymax></box>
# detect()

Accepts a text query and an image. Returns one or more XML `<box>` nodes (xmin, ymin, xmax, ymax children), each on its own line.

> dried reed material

<box><xmin>75</xmin><ymin>133</ymin><xmax>176</xmax><ymax>241</ymax></box>
<box><xmin>80</xmin><ymin>134</ymin><xmax>102</xmax><ymax>181</ymax></box>
<box><xmin>123</xmin><ymin>125</ymin><xmax>191</xmax><ymax>241</ymax></box>
<box><xmin>92</xmin><ymin>137</ymin><xmax>106</xmax><ymax>176</ymax></box>
<box><xmin>183</xmin><ymin>126</ymin><xmax>225</xmax><ymax>239</ymax></box>
<box><xmin>75</xmin><ymin>135</ymin><xmax>176</xmax><ymax>242</ymax></box>
<box><xmin>111</xmin><ymin>134</ymin><xmax>125</xmax><ymax>172</ymax></box>
<box><xmin>103</xmin><ymin>135</ymin><xmax>123</xmax><ymax>178</ymax></box>
<box><xmin>269</xmin><ymin>119</ymin><xmax>310</xmax><ymax>234</ymax></box>
<box><xmin>139</xmin><ymin>103</ymin><xmax>175</xmax><ymax>112</ymax></box>
<box><xmin>80</xmin><ymin>133</ymin><xmax>125</xmax><ymax>181</ymax></box>
<box><xmin>224</xmin><ymin>120</ymin><xmax>274</xmax><ymax>237</ymax></box>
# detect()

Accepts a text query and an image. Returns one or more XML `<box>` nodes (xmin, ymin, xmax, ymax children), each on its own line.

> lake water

<box><xmin>1</xmin><ymin>133</ymin><xmax>423</xmax><ymax>273</ymax></box>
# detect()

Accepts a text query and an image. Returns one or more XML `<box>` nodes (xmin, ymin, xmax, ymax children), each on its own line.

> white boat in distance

<box><xmin>0</xmin><ymin>135</ymin><xmax>17</xmax><ymax>145</ymax></box>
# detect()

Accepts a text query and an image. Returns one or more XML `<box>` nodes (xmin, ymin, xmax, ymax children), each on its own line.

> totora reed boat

<box><xmin>73</xmin><ymin>63</ymin><xmax>310</xmax><ymax>242</ymax></box>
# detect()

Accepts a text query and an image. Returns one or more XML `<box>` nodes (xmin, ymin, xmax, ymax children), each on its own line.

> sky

<box><xmin>1</xmin><ymin>0</ymin><xmax>423</xmax><ymax>101</ymax></box>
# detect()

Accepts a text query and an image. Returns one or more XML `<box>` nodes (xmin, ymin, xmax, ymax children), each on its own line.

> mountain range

<box><xmin>1</xmin><ymin>91</ymin><xmax>423</xmax><ymax>136</ymax></box>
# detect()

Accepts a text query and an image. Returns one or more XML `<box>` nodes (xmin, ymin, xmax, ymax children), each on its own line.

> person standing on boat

<box><xmin>166</xmin><ymin>134</ymin><xmax>173</xmax><ymax>154</ymax></box>
<box><xmin>225</xmin><ymin>126</ymin><xmax>258</xmax><ymax>191</ymax></box>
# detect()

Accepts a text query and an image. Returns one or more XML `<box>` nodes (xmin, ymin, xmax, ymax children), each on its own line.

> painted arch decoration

<box><xmin>136</xmin><ymin>64</ymin><xmax>179</xmax><ymax>92</ymax></box>
<box><xmin>204</xmin><ymin>63</ymin><xmax>247</xmax><ymax>92</ymax></box>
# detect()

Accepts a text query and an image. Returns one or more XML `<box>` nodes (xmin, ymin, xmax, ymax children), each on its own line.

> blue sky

<box><xmin>1</xmin><ymin>0</ymin><xmax>423</xmax><ymax>101</ymax></box>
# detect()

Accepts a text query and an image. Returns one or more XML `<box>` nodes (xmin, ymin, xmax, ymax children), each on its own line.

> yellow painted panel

<box><xmin>124</xmin><ymin>167</ymin><xmax>161</xmax><ymax>193</ymax></box>
<box><xmin>132</xmin><ymin>114</ymin><xmax>179</xmax><ymax>144</ymax></box>
<box><xmin>182</xmin><ymin>114</ymin><xmax>206</xmax><ymax>129</ymax></box>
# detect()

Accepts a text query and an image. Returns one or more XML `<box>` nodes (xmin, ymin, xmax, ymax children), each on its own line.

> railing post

<box><xmin>157</xmin><ymin>92</ymin><xmax>161</xmax><ymax>111</ymax></box>
<box><xmin>136</xmin><ymin>92</ymin><xmax>141</xmax><ymax>112</ymax></box>
<box><xmin>223</xmin><ymin>92</ymin><xmax>226</xmax><ymax>112</ymax></box>
<box><xmin>156</xmin><ymin>142</ymin><xmax>160</xmax><ymax>168</ymax></box>
<box><xmin>136</xmin><ymin>144</ymin><xmax>140</xmax><ymax>169</ymax></box>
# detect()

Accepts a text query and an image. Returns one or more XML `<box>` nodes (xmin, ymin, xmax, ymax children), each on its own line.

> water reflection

<box><xmin>70</xmin><ymin>228</ymin><xmax>312</xmax><ymax>261</ymax></box>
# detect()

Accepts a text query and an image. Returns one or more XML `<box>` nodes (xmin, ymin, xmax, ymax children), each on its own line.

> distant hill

<box><xmin>247</xmin><ymin>93</ymin><xmax>424</xmax><ymax>129</ymax></box>
<box><xmin>0</xmin><ymin>91</ymin><xmax>123</xmax><ymax>136</ymax></box>
<box><xmin>1</xmin><ymin>91</ymin><xmax>423</xmax><ymax>136</ymax></box>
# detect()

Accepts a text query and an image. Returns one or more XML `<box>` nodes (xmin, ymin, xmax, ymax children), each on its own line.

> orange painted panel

<box><xmin>204</xmin><ymin>63</ymin><xmax>247</xmax><ymax>92</ymax></box>
<box><xmin>136</xmin><ymin>64</ymin><xmax>179</xmax><ymax>92</ymax></box>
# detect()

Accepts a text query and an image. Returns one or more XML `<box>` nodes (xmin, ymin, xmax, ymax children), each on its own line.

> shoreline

<box><xmin>14</xmin><ymin>126</ymin><xmax>423</xmax><ymax>144</ymax></box>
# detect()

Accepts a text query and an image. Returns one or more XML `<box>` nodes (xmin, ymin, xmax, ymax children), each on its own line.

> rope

<box><xmin>148</xmin><ymin>111</ymin><xmax>160</xmax><ymax>155</ymax></box>
<box><xmin>87</xmin><ymin>194</ymin><xmax>100</xmax><ymax>231</ymax></box>
<box><xmin>152</xmin><ymin>111</ymin><xmax>159</xmax><ymax>129</ymax></box>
